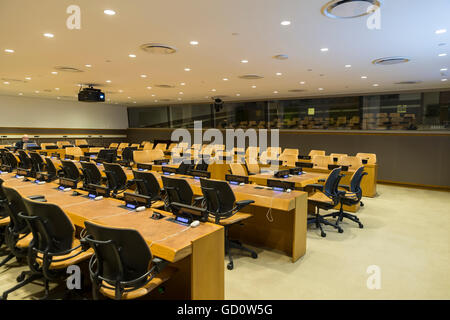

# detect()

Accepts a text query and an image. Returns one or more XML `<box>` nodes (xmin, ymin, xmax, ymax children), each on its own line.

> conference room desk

<box><xmin>136</xmin><ymin>171</ymin><xmax>309</xmax><ymax>263</ymax></box>
<box><xmin>2</xmin><ymin>174</ymin><xmax>224</xmax><ymax>300</ymax></box>
<box><xmin>36</xmin><ymin>148</ymin><xmax>90</xmax><ymax>159</ymax></box>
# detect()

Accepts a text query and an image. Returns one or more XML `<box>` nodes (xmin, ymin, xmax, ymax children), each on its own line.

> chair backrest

<box><xmin>118</xmin><ymin>143</ymin><xmax>129</xmax><ymax>150</ymax></box>
<box><xmin>229</xmin><ymin>163</ymin><xmax>247</xmax><ymax>176</ymax></box>
<box><xmin>65</xmin><ymin>147</ymin><xmax>84</xmax><ymax>157</ymax></box>
<box><xmin>133</xmin><ymin>150</ymin><xmax>164</xmax><ymax>163</ymax></box>
<box><xmin>312</xmin><ymin>155</ymin><xmax>332</xmax><ymax>168</ymax></box>
<box><xmin>132</xmin><ymin>171</ymin><xmax>161</xmax><ymax>200</ymax></box>
<box><xmin>89</xmin><ymin>147</ymin><xmax>104</xmax><ymax>153</ymax></box>
<box><xmin>18</xmin><ymin>150</ymin><xmax>32</xmax><ymax>169</ymax></box>
<box><xmin>29</xmin><ymin>152</ymin><xmax>45</xmax><ymax>172</ymax></box>
<box><xmin>246</xmin><ymin>146</ymin><xmax>260</xmax><ymax>159</ymax></box>
<box><xmin>309</xmin><ymin>150</ymin><xmax>326</xmax><ymax>157</ymax></box>
<box><xmin>323</xmin><ymin>167</ymin><xmax>342</xmax><ymax>199</ymax></box>
<box><xmin>1</xmin><ymin>185</ymin><xmax>28</xmax><ymax>232</ymax></box>
<box><xmin>44</xmin><ymin>158</ymin><xmax>57</xmax><ymax>175</ymax></box>
<box><xmin>121</xmin><ymin>147</ymin><xmax>137</xmax><ymax>162</ymax></box>
<box><xmin>177</xmin><ymin>162</ymin><xmax>195</xmax><ymax>175</ymax></box>
<box><xmin>154</xmin><ymin>143</ymin><xmax>167</xmax><ymax>151</ymax></box>
<box><xmin>281</xmin><ymin>148</ymin><xmax>299</xmax><ymax>157</ymax></box>
<box><xmin>109</xmin><ymin>143</ymin><xmax>119</xmax><ymax>149</ymax></box>
<box><xmin>22</xmin><ymin>198</ymin><xmax>75</xmax><ymax>254</ymax></box>
<box><xmin>84</xmin><ymin>221</ymin><xmax>152</xmax><ymax>283</ymax></box>
<box><xmin>61</xmin><ymin>160</ymin><xmax>81</xmax><ymax>181</ymax></box>
<box><xmin>57</xmin><ymin>141</ymin><xmax>71</xmax><ymax>149</ymax></box>
<box><xmin>75</xmin><ymin>139</ymin><xmax>88</xmax><ymax>146</ymax></box>
<box><xmin>195</xmin><ymin>159</ymin><xmax>209</xmax><ymax>171</ymax></box>
<box><xmin>348</xmin><ymin>166</ymin><xmax>366</xmax><ymax>200</ymax></box>
<box><xmin>4</xmin><ymin>151</ymin><xmax>18</xmax><ymax>170</ymax></box>
<box><xmin>103</xmin><ymin>163</ymin><xmax>128</xmax><ymax>192</ymax></box>
<box><xmin>142</xmin><ymin>142</ymin><xmax>154</xmax><ymax>150</ymax></box>
<box><xmin>199</xmin><ymin>178</ymin><xmax>236</xmax><ymax>214</ymax></box>
<box><xmin>330</xmin><ymin>153</ymin><xmax>348</xmax><ymax>162</ymax></box>
<box><xmin>267</xmin><ymin>147</ymin><xmax>281</xmax><ymax>156</ymax></box>
<box><xmin>161</xmin><ymin>176</ymin><xmax>193</xmax><ymax>205</ymax></box>
<box><xmin>80</xmin><ymin>161</ymin><xmax>102</xmax><ymax>185</ymax></box>
<box><xmin>245</xmin><ymin>161</ymin><xmax>260</xmax><ymax>174</ymax></box>
<box><xmin>338</xmin><ymin>156</ymin><xmax>362</xmax><ymax>169</ymax></box>
<box><xmin>130</xmin><ymin>143</ymin><xmax>140</xmax><ymax>149</ymax></box>
<box><xmin>97</xmin><ymin>149</ymin><xmax>117</xmax><ymax>163</ymax></box>
<box><xmin>41</xmin><ymin>143</ymin><xmax>57</xmax><ymax>150</ymax></box>
<box><xmin>279</xmin><ymin>154</ymin><xmax>297</xmax><ymax>166</ymax></box>
<box><xmin>356</xmin><ymin>153</ymin><xmax>377</xmax><ymax>164</ymax></box>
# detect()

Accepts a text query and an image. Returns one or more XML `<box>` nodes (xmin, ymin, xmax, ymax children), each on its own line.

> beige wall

<box><xmin>0</xmin><ymin>95</ymin><xmax>128</xmax><ymax>129</ymax></box>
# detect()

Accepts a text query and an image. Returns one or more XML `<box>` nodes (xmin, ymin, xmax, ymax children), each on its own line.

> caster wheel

<box><xmin>251</xmin><ymin>252</ymin><xmax>258</xmax><ymax>259</ymax></box>
<box><xmin>359</xmin><ymin>224</ymin><xmax>364</xmax><ymax>229</ymax></box>
<box><xmin>16</xmin><ymin>273</ymin><xmax>25</xmax><ymax>282</ymax></box>
<box><xmin>227</xmin><ymin>262</ymin><xmax>234</xmax><ymax>270</ymax></box>
<box><xmin>338</xmin><ymin>228</ymin><xmax>344</xmax><ymax>233</ymax></box>
<box><xmin>321</xmin><ymin>232</ymin><xmax>326</xmax><ymax>238</ymax></box>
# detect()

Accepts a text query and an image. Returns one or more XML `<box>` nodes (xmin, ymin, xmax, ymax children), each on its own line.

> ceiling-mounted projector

<box><xmin>78</xmin><ymin>85</ymin><xmax>105</xmax><ymax>102</ymax></box>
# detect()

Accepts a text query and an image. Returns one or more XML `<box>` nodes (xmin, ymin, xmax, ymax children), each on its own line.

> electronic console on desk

<box><xmin>123</xmin><ymin>192</ymin><xmax>152</xmax><ymax>209</ymax></box>
<box><xmin>267</xmin><ymin>179</ymin><xmax>295</xmax><ymax>193</ymax></box>
<box><xmin>274</xmin><ymin>169</ymin><xmax>290</xmax><ymax>179</ymax></box>
<box><xmin>289</xmin><ymin>167</ymin><xmax>304</xmax><ymax>175</ymax></box>
<box><xmin>225</xmin><ymin>174</ymin><xmax>249</xmax><ymax>185</ymax></box>
<box><xmin>169</xmin><ymin>203</ymin><xmax>208</xmax><ymax>226</ymax></box>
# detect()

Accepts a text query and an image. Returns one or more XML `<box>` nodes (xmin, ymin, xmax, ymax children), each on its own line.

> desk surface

<box><xmin>249</xmin><ymin>171</ymin><xmax>327</xmax><ymax>188</ymax></box>
<box><xmin>2</xmin><ymin>175</ymin><xmax>222</xmax><ymax>263</ymax></box>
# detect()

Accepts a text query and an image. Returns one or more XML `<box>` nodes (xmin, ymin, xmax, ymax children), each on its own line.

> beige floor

<box><xmin>1</xmin><ymin>184</ymin><xmax>449</xmax><ymax>300</ymax></box>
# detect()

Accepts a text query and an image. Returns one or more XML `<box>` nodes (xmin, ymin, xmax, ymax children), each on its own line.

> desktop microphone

<box><xmin>190</xmin><ymin>220</ymin><xmax>200</xmax><ymax>228</ymax></box>
<box><xmin>94</xmin><ymin>196</ymin><xmax>103</xmax><ymax>201</ymax></box>
<box><xmin>136</xmin><ymin>206</ymin><xmax>146</xmax><ymax>212</ymax></box>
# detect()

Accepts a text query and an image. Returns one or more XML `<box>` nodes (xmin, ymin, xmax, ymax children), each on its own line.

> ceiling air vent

<box><xmin>394</xmin><ymin>81</ymin><xmax>422</xmax><ymax>85</ymax></box>
<box><xmin>1</xmin><ymin>78</ymin><xmax>26</xmax><ymax>83</ymax></box>
<box><xmin>159</xmin><ymin>99</ymin><xmax>172</xmax><ymax>102</ymax></box>
<box><xmin>322</xmin><ymin>0</ymin><xmax>381</xmax><ymax>19</ymax></box>
<box><xmin>54</xmin><ymin>66</ymin><xmax>84</xmax><ymax>72</ymax></box>
<box><xmin>140</xmin><ymin>43</ymin><xmax>177</xmax><ymax>54</ymax></box>
<box><xmin>288</xmin><ymin>89</ymin><xmax>307</xmax><ymax>93</ymax></box>
<box><xmin>154</xmin><ymin>84</ymin><xmax>175</xmax><ymax>88</ymax></box>
<box><xmin>273</xmin><ymin>54</ymin><xmax>289</xmax><ymax>60</ymax></box>
<box><xmin>238</xmin><ymin>74</ymin><xmax>264</xmax><ymax>80</ymax></box>
<box><xmin>373</xmin><ymin>57</ymin><xmax>410</xmax><ymax>65</ymax></box>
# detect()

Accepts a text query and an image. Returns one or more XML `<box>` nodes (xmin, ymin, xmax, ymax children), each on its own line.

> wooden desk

<box><xmin>2</xmin><ymin>175</ymin><xmax>224</xmax><ymax>300</ymax></box>
<box><xmin>249</xmin><ymin>172</ymin><xmax>327</xmax><ymax>189</ymax></box>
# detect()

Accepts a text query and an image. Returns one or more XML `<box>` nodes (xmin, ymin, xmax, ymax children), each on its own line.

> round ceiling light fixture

<box><xmin>372</xmin><ymin>56</ymin><xmax>410</xmax><ymax>65</ymax></box>
<box><xmin>321</xmin><ymin>0</ymin><xmax>381</xmax><ymax>19</ymax></box>
<box><xmin>140</xmin><ymin>43</ymin><xmax>177</xmax><ymax>54</ymax></box>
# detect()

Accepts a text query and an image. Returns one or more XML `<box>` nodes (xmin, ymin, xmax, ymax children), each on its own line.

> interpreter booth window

<box><xmin>170</xmin><ymin>104</ymin><xmax>213</xmax><ymax>128</ymax></box>
<box><xmin>127</xmin><ymin>106</ymin><xmax>169</xmax><ymax>128</ymax></box>
<box><xmin>215</xmin><ymin>102</ymin><xmax>267</xmax><ymax>129</ymax></box>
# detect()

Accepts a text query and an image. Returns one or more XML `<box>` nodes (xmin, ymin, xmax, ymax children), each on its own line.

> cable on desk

<box><xmin>148</xmin><ymin>225</ymin><xmax>192</xmax><ymax>249</ymax></box>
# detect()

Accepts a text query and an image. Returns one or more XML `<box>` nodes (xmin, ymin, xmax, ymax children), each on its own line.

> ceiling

<box><xmin>0</xmin><ymin>0</ymin><xmax>449</xmax><ymax>107</ymax></box>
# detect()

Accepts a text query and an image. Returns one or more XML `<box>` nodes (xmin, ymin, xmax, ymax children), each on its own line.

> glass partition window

<box><xmin>127</xmin><ymin>90</ymin><xmax>449</xmax><ymax>131</ymax></box>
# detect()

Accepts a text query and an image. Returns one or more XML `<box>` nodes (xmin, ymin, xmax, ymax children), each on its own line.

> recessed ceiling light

<box><xmin>25</xmin><ymin>77</ymin><xmax>31</xmax><ymax>80</ymax></box>
<box><xmin>190</xmin><ymin>41</ymin><xmax>199</xmax><ymax>46</ymax></box>
<box><xmin>223</xmin><ymin>78</ymin><xmax>229</xmax><ymax>81</ymax></box>
<box><xmin>436</xmin><ymin>29</ymin><xmax>447</xmax><ymax>34</ymax></box>
<box><xmin>273</xmin><ymin>91</ymin><xmax>278</xmax><ymax>93</ymax></box>
<box><xmin>300</xmin><ymin>81</ymin><xmax>305</xmax><ymax>84</ymax></box>
<box><xmin>18</xmin><ymin>92</ymin><xmax>23</xmax><ymax>95</ymax></box>
<box><xmin>318</xmin><ymin>88</ymin><xmax>324</xmax><ymax>91</ymax></box>
<box><xmin>276</xmin><ymin>72</ymin><xmax>282</xmax><ymax>76</ymax></box>
<box><xmin>322</xmin><ymin>0</ymin><xmax>381</xmax><ymax>19</ymax></box>
<box><xmin>251</xmin><ymin>85</ymin><xmax>256</xmax><ymax>88</ymax></box>
<box><xmin>151</xmin><ymin>94</ymin><xmax>155</xmax><ymax>97</ymax></box>
<box><xmin>280</xmin><ymin>21</ymin><xmax>291</xmax><ymax>26</ymax></box>
<box><xmin>140</xmin><ymin>74</ymin><xmax>147</xmax><ymax>78</ymax></box>
<box><xmin>118</xmin><ymin>89</ymin><xmax>123</xmax><ymax>93</ymax></box>
<box><xmin>438</xmin><ymin>53</ymin><xmax>447</xmax><ymax>57</ymax></box>
<box><xmin>442</xmin><ymin>78</ymin><xmax>448</xmax><ymax>82</ymax></box>
<box><xmin>178</xmin><ymin>98</ymin><xmax>182</xmax><ymax>101</ymax></box>
<box><xmin>236</xmin><ymin>93</ymin><xmax>240</xmax><ymax>96</ymax></box>
<box><xmin>51</xmin><ymin>71</ymin><xmax>58</xmax><ymax>75</ymax></box>
<box><xmin>345</xmin><ymin>64</ymin><xmax>352</xmax><ymax>68</ymax></box>
<box><xmin>146</xmin><ymin>86</ymin><xmax>152</xmax><ymax>90</ymax></box>
<box><xmin>204</xmin><ymin>96</ymin><xmax>209</xmax><ymax>98</ymax></box>
<box><xmin>127</xmin><ymin>96</ymin><xmax>131</xmax><ymax>99</ymax></box>
<box><xmin>184</xmin><ymin>68</ymin><xmax>191</xmax><ymax>71</ymax></box>
<box><xmin>133</xmin><ymin>101</ymin><xmax>137</xmax><ymax>104</ymax></box>
<box><xmin>106</xmin><ymin>80</ymin><xmax>111</xmax><ymax>83</ymax></box>
<box><xmin>55</xmin><ymin>87</ymin><xmax>60</xmax><ymax>90</ymax></box>
<box><xmin>211</xmin><ymin>89</ymin><xmax>216</xmax><ymax>92</ymax></box>
<box><xmin>3</xmin><ymin>81</ymin><xmax>9</xmax><ymax>85</ymax></box>
<box><xmin>128</xmin><ymin>54</ymin><xmax>136</xmax><ymax>58</ymax></box>
<box><xmin>373</xmin><ymin>84</ymin><xmax>379</xmax><ymax>86</ymax></box>
<box><xmin>85</xmin><ymin>64</ymin><xmax>92</xmax><ymax>68</ymax></box>
<box><xmin>320</xmin><ymin>48</ymin><xmax>329</xmax><ymax>52</ymax></box>
<box><xmin>35</xmin><ymin>90</ymin><xmax>39</xmax><ymax>93</ymax></box>
<box><xmin>43</xmin><ymin>33</ymin><xmax>54</xmax><ymax>38</ymax></box>
<box><xmin>57</xmin><ymin>97</ymin><xmax>61</xmax><ymax>99</ymax></box>
<box><xmin>104</xmin><ymin>9</ymin><xmax>116</xmax><ymax>15</ymax></box>
<box><xmin>440</xmin><ymin>68</ymin><xmax>448</xmax><ymax>71</ymax></box>
<box><xmin>4</xmin><ymin>49</ymin><xmax>14</xmax><ymax>53</ymax></box>
<box><xmin>180</xmin><ymin>82</ymin><xmax>186</xmax><ymax>86</ymax></box>
<box><xmin>179</xmin><ymin>92</ymin><xmax>183</xmax><ymax>94</ymax></box>
<box><xmin>361</xmin><ymin>76</ymin><xmax>368</xmax><ymax>79</ymax></box>
<box><xmin>241</xmin><ymin>60</ymin><xmax>248</xmax><ymax>64</ymax></box>
<box><xmin>154</xmin><ymin>100</ymin><xmax>158</xmax><ymax>102</ymax></box>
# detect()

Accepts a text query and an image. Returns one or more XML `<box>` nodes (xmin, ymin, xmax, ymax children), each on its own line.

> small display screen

<box><xmin>163</xmin><ymin>172</ymin><xmax>170</xmax><ymax>175</ymax></box>
<box><xmin>229</xmin><ymin>181</ymin><xmax>238</xmax><ymax>185</ymax></box>
<box><xmin>35</xmin><ymin>180</ymin><xmax>40</xmax><ymax>184</ymax></box>
<box><xmin>126</xmin><ymin>203</ymin><xmax>136</xmax><ymax>209</ymax></box>
<box><xmin>273</xmin><ymin>187</ymin><xmax>285</xmax><ymax>192</ymax></box>
<box><xmin>88</xmin><ymin>194</ymin><xmax>96</xmax><ymax>199</ymax></box>
<box><xmin>175</xmin><ymin>216</ymin><xmax>189</xmax><ymax>224</ymax></box>
<box><xmin>58</xmin><ymin>186</ymin><xmax>65</xmax><ymax>190</ymax></box>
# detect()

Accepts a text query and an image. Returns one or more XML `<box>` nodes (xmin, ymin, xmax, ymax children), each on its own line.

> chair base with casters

<box><xmin>307</xmin><ymin>206</ymin><xmax>343</xmax><ymax>238</ymax></box>
<box><xmin>321</xmin><ymin>195</ymin><xmax>364</xmax><ymax>229</ymax></box>
<box><xmin>223</xmin><ymin>223</ymin><xmax>258</xmax><ymax>270</ymax></box>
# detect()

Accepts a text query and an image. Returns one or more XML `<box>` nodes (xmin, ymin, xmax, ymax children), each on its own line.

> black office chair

<box><xmin>83</xmin><ymin>221</ymin><xmax>175</xmax><ymax>300</ymax></box>
<box><xmin>96</xmin><ymin>149</ymin><xmax>117</xmax><ymax>164</ymax></box>
<box><xmin>116</xmin><ymin>147</ymin><xmax>137</xmax><ymax>168</ymax></box>
<box><xmin>199</xmin><ymin>178</ymin><xmax>257</xmax><ymax>270</ymax></box>
<box><xmin>60</xmin><ymin>160</ymin><xmax>81</xmax><ymax>186</ymax></box>
<box><xmin>194</xmin><ymin>159</ymin><xmax>209</xmax><ymax>171</ymax></box>
<box><xmin>177</xmin><ymin>161</ymin><xmax>195</xmax><ymax>175</ymax></box>
<box><xmin>103</xmin><ymin>163</ymin><xmax>129</xmax><ymax>197</ymax></box>
<box><xmin>0</xmin><ymin>179</ymin><xmax>11</xmax><ymax>248</ymax></box>
<box><xmin>306</xmin><ymin>167</ymin><xmax>344</xmax><ymax>237</ymax></box>
<box><xmin>80</xmin><ymin>161</ymin><xmax>104</xmax><ymax>192</ymax></box>
<box><xmin>322</xmin><ymin>166</ymin><xmax>367</xmax><ymax>229</ymax></box>
<box><xmin>1</xmin><ymin>151</ymin><xmax>18</xmax><ymax>172</ymax></box>
<box><xmin>132</xmin><ymin>171</ymin><xmax>163</xmax><ymax>203</ymax></box>
<box><xmin>17</xmin><ymin>150</ymin><xmax>33</xmax><ymax>176</ymax></box>
<box><xmin>37</xmin><ymin>157</ymin><xmax>60</xmax><ymax>182</ymax></box>
<box><xmin>161</xmin><ymin>176</ymin><xmax>203</xmax><ymax>212</ymax></box>
<box><xmin>0</xmin><ymin>185</ymin><xmax>32</xmax><ymax>269</ymax></box>
<box><xmin>8</xmin><ymin>198</ymin><xmax>93</xmax><ymax>300</ymax></box>
<box><xmin>29</xmin><ymin>152</ymin><xmax>46</xmax><ymax>175</ymax></box>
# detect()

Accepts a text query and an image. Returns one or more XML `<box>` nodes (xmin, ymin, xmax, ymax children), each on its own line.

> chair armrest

<box><xmin>305</xmin><ymin>184</ymin><xmax>324</xmax><ymax>191</ymax></box>
<box><xmin>193</xmin><ymin>196</ymin><xmax>204</xmax><ymax>202</ymax></box>
<box><xmin>318</xmin><ymin>179</ymin><xmax>325</xmax><ymax>183</ymax></box>
<box><xmin>28</xmin><ymin>195</ymin><xmax>45</xmax><ymax>200</ymax></box>
<box><xmin>339</xmin><ymin>184</ymin><xmax>350</xmax><ymax>190</ymax></box>
<box><xmin>235</xmin><ymin>200</ymin><xmax>255</xmax><ymax>209</ymax></box>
